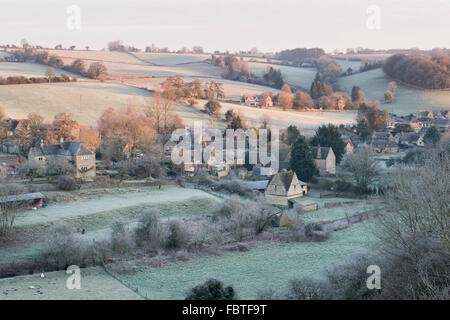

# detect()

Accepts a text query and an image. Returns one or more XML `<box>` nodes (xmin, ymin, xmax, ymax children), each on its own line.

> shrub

<box><xmin>134</xmin><ymin>208</ymin><xmax>162</xmax><ymax>252</ymax></box>
<box><xmin>110</xmin><ymin>219</ymin><xmax>134</xmax><ymax>254</ymax></box>
<box><xmin>212</xmin><ymin>196</ymin><xmax>273</xmax><ymax>241</ymax></box>
<box><xmin>58</xmin><ymin>175</ymin><xmax>78</xmax><ymax>191</ymax></box>
<box><xmin>164</xmin><ymin>220</ymin><xmax>189</xmax><ymax>250</ymax></box>
<box><xmin>185</xmin><ymin>279</ymin><xmax>236</xmax><ymax>300</ymax></box>
<box><xmin>40</xmin><ymin>222</ymin><xmax>91</xmax><ymax>269</ymax></box>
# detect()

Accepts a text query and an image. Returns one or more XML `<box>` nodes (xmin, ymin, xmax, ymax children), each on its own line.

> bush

<box><xmin>304</xmin><ymin>222</ymin><xmax>330</xmax><ymax>242</ymax></box>
<box><xmin>185</xmin><ymin>279</ymin><xmax>236</xmax><ymax>300</ymax></box>
<box><xmin>110</xmin><ymin>219</ymin><xmax>134</xmax><ymax>254</ymax></box>
<box><xmin>40</xmin><ymin>222</ymin><xmax>91</xmax><ymax>269</ymax></box>
<box><xmin>164</xmin><ymin>220</ymin><xmax>189</xmax><ymax>250</ymax></box>
<box><xmin>58</xmin><ymin>175</ymin><xmax>78</xmax><ymax>191</ymax></box>
<box><xmin>134</xmin><ymin>208</ymin><xmax>163</xmax><ymax>252</ymax></box>
<box><xmin>212</xmin><ymin>196</ymin><xmax>273</xmax><ymax>241</ymax></box>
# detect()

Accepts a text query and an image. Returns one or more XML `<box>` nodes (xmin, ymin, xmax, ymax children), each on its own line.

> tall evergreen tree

<box><xmin>310</xmin><ymin>124</ymin><xmax>346</xmax><ymax>163</ymax></box>
<box><xmin>289</xmin><ymin>136</ymin><xmax>317</xmax><ymax>181</ymax></box>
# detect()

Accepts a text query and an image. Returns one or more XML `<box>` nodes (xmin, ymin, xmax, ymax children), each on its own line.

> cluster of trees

<box><xmin>314</xmin><ymin>56</ymin><xmax>341</xmax><ymax>84</ymax></box>
<box><xmin>277</xmin><ymin>48</ymin><xmax>325</xmax><ymax>64</ymax></box>
<box><xmin>382</xmin><ymin>53</ymin><xmax>450</xmax><ymax>89</ymax></box>
<box><xmin>356</xmin><ymin>102</ymin><xmax>389</xmax><ymax>138</ymax></box>
<box><xmin>224</xmin><ymin>109</ymin><xmax>245</xmax><ymax>129</ymax></box>
<box><xmin>108</xmin><ymin>40</ymin><xmax>140</xmax><ymax>52</ymax></box>
<box><xmin>10</xmin><ymin>49</ymin><xmax>107</xmax><ymax>79</ymax></box>
<box><xmin>262</xmin><ymin>67</ymin><xmax>284</xmax><ymax>89</ymax></box>
<box><xmin>0</xmin><ymin>72</ymin><xmax>75</xmax><ymax>85</ymax></box>
<box><xmin>211</xmin><ymin>55</ymin><xmax>253</xmax><ymax>81</ymax></box>
<box><xmin>161</xmin><ymin>77</ymin><xmax>225</xmax><ymax>101</ymax></box>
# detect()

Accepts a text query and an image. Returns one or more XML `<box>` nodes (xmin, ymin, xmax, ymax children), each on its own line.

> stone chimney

<box><xmin>316</xmin><ymin>144</ymin><xmax>321</xmax><ymax>159</ymax></box>
<box><xmin>59</xmin><ymin>137</ymin><xmax>64</xmax><ymax>148</ymax></box>
<box><xmin>40</xmin><ymin>139</ymin><xmax>44</xmax><ymax>148</ymax></box>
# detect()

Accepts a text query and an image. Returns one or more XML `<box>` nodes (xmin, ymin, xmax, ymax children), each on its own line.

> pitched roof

<box><xmin>310</xmin><ymin>146</ymin><xmax>332</xmax><ymax>160</ymax></box>
<box><xmin>29</xmin><ymin>141</ymin><xmax>94</xmax><ymax>157</ymax></box>
<box><xmin>268</xmin><ymin>170</ymin><xmax>306</xmax><ymax>190</ymax></box>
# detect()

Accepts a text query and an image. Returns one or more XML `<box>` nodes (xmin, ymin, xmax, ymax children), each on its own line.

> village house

<box><xmin>0</xmin><ymin>118</ymin><xmax>32</xmax><ymax>154</ymax></box>
<box><xmin>395</xmin><ymin>132</ymin><xmax>425</xmax><ymax>147</ymax></box>
<box><xmin>260</xmin><ymin>95</ymin><xmax>273</xmax><ymax>108</ymax></box>
<box><xmin>311</xmin><ymin>146</ymin><xmax>336</xmax><ymax>176</ymax></box>
<box><xmin>242</xmin><ymin>95</ymin><xmax>258</xmax><ymax>107</ymax></box>
<box><xmin>265</xmin><ymin>170</ymin><xmax>308</xmax><ymax>207</ymax></box>
<box><xmin>28</xmin><ymin>140</ymin><xmax>96</xmax><ymax>178</ymax></box>
<box><xmin>0</xmin><ymin>155</ymin><xmax>21</xmax><ymax>177</ymax></box>
<box><xmin>369</xmin><ymin>132</ymin><xmax>399</xmax><ymax>153</ymax></box>
<box><xmin>343</xmin><ymin>138</ymin><xmax>354</xmax><ymax>154</ymax></box>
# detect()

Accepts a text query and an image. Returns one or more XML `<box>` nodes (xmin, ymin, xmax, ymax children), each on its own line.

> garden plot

<box><xmin>112</xmin><ymin>221</ymin><xmax>377</xmax><ymax>299</ymax></box>
<box><xmin>14</xmin><ymin>186</ymin><xmax>218</xmax><ymax>228</ymax></box>
<box><xmin>0</xmin><ymin>267</ymin><xmax>142</xmax><ymax>300</ymax></box>
<box><xmin>338</xmin><ymin>68</ymin><xmax>450</xmax><ymax>115</ymax></box>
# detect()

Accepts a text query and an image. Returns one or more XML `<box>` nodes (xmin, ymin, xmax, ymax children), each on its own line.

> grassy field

<box><xmin>0</xmin><ymin>81</ymin><xmax>155</xmax><ymax>125</ymax></box>
<box><xmin>248</xmin><ymin>62</ymin><xmax>317</xmax><ymax>90</ymax></box>
<box><xmin>338</xmin><ymin>68</ymin><xmax>450</xmax><ymax>115</ymax></box>
<box><xmin>14</xmin><ymin>186</ymin><xmax>218</xmax><ymax>228</ymax></box>
<box><xmin>133</xmin><ymin>52</ymin><xmax>210</xmax><ymax>65</ymax></box>
<box><xmin>202</xmin><ymin>100</ymin><xmax>356</xmax><ymax>135</ymax></box>
<box><xmin>112</xmin><ymin>221</ymin><xmax>377</xmax><ymax>299</ymax></box>
<box><xmin>0</xmin><ymin>62</ymin><xmax>83</xmax><ymax>78</ymax></box>
<box><xmin>0</xmin><ymin>267</ymin><xmax>142</xmax><ymax>300</ymax></box>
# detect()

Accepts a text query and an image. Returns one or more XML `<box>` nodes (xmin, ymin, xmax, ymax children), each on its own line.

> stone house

<box><xmin>265</xmin><ymin>170</ymin><xmax>308</xmax><ymax>206</ymax></box>
<box><xmin>28</xmin><ymin>141</ymin><xmax>96</xmax><ymax>178</ymax></box>
<box><xmin>395</xmin><ymin>132</ymin><xmax>424</xmax><ymax>147</ymax></box>
<box><xmin>311</xmin><ymin>146</ymin><xmax>336</xmax><ymax>176</ymax></box>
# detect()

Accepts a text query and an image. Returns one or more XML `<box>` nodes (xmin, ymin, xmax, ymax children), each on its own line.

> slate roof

<box><xmin>0</xmin><ymin>192</ymin><xmax>44</xmax><ymax>204</ymax></box>
<box><xmin>29</xmin><ymin>142</ymin><xmax>94</xmax><ymax>157</ymax></box>
<box><xmin>310</xmin><ymin>147</ymin><xmax>332</xmax><ymax>160</ymax></box>
<box><xmin>268</xmin><ymin>171</ymin><xmax>307</xmax><ymax>191</ymax></box>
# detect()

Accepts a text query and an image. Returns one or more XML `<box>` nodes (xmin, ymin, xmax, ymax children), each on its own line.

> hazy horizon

<box><xmin>1</xmin><ymin>0</ymin><xmax>449</xmax><ymax>53</ymax></box>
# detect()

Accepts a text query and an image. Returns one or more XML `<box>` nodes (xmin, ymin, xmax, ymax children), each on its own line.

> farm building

<box><xmin>265</xmin><ymin>170</ymin><xmax>308</xmax><ymax>206</ymax></box>
<box><xmin>0</xmin><ymin>192</ymin><xmax>45</xmax><ymax>210</ymax></box>
<box><xmin>311</xmin><ymin>146</ymin><xmax>336</xmax><ymax>176</ymax></box>
<box><xmin>28</xmin><ymin>140</ymin><xmax>96</xmax><ymax>178</ymax></box>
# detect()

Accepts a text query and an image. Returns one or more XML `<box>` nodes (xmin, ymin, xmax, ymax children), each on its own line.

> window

<box><xmin>38</xmin><ymin>157</ymin><xmax>43</xmax><ymax>161</ymax></box>
<box><xmin>82</xmin><ymin>156</ymin><xmax>90</xmax><ymax>160</ymax></box>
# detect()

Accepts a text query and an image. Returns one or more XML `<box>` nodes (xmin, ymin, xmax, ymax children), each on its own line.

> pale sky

<box><xmin>1</xmin><ymin>0</ymin><xmax>449</xmax><ymax>53</ymax></box>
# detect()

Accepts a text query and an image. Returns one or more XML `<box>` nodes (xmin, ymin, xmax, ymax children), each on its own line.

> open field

<box><xmin>0</xmin><ymin>62</ymin><xmax>83</xmax><ymax>78</ymax></box>
<box><xmin>338</xmin><ymin>68</ymin><xmax>450</xmax><ymax>115</ymax></box>
<box><xmin>14</xmin><ymin>186</ymin><xmax>218</xmax><ymax>228</ymax></box>
<box><xmin>201</xmin><ymin>100</ymin><xmax>356</xmax><ymax>135</ymax></box>
<box><xmin>0</xmin><ymin>81</ymin><xmax>153</xmax><ymax>125</ymax></box>
<box><xmin>44</xmin><ymin>49</ymin><xmax>145</xmax><ymax>65</ymax></box>
<box><xmin>0</xmin><ymin>267</ymin><xmax>142</xmax><ymax>300</ymax></box>
<box><xmin>133</xmin><ymin>52</ymin><xmax>210</xmax><ymax>65</ymax></box>
<box><xmin>248</xmin><ymin>62</ymin><xmax>317</xmax><ymax>90</ymax></box>
<box><xmin>112</xmin><ymin>221</ymin><xmax>377</xmax><ymax>299</ymax></box>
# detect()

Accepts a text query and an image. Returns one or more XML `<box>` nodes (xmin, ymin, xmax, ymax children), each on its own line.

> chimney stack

<box><xmin>316</xmin><ymin>144</ymin><xmax>321</xmax><ymax>159</ymax></box>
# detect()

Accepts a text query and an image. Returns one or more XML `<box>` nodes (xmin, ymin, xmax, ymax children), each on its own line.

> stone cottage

<box><xmin>28</xmin><ymin>140</ymin><xmax>96</xmax><ymax>178</ymax></box>
<box><xmin>265</xmin><ymin>170</ymin><xmax>308</xmax><ymax>206</ymax></box>
<box><xmin>311</xmin><ymin>146</ymin><xmax>336</xmax><ymax>176</ymax></box>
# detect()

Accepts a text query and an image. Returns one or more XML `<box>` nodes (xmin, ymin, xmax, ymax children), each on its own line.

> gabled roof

<box><xmin>29</xmin><ymin>141</ymin><xmax>94</xmax><ymax>157</ymax></box>
<box><xmin>310</xmin><ymin>146</ymin><xmax>332</xmax><ymax>160</ymax></box>
<box><xmin>268</xmin><ymin>170</ymin><xmax>306</xmax><ymax>190</ymax></box>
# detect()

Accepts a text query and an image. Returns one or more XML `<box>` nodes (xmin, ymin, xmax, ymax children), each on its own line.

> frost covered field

<box><xmin>112</xmin><ymin>221</ymin><xmax>377</xmax><ymax>300</ymax></box>
<box><xmin>0</xmin><ymin>62</ymin><xmax>83</xmax><ymax>78</ymax></box>
<box><xmin>133</xmin><ymin>52</ymin><xmax>210</xmax><ymax>65</ymax></box>
<box><xmin>0</xmin><ymin>267</ymin><xmax>142</xmax><ymax>300</ymax></box>
<box><xmin>338</xmin><ymin>68</ymin><xmax>450</xmax><ymax>115</ymax></box>
<box><xmin>248</xmin><ymin>62</ymin><xmax>317</xmax><ymax>90</ymax></box>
